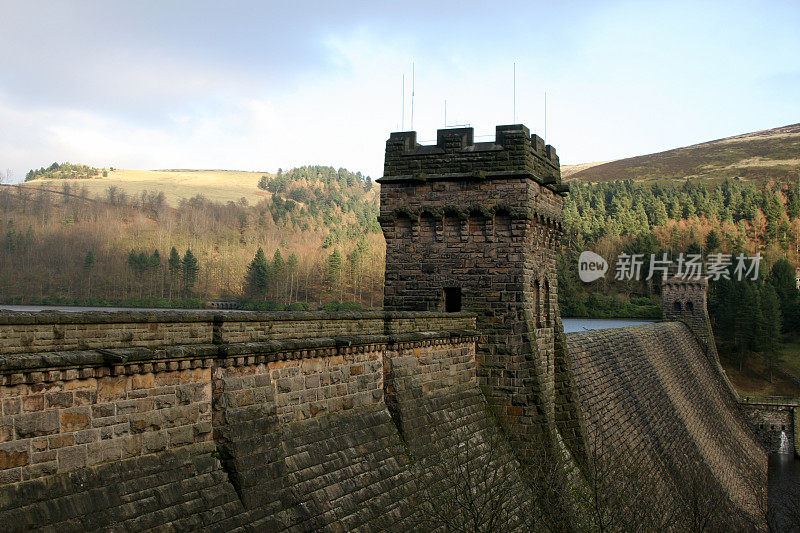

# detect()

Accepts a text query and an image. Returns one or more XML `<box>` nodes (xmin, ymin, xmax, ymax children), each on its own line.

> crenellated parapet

<box><xmin>382</xmin><ymin>124</ymin><xmax>566</xmax><ymax>194</ymax></box>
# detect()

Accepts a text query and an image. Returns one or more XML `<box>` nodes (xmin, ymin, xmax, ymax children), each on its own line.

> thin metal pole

<box><xmin>410</xmin><ymin>62</ymin><xmax>415</xmax><ymax>130</ymax></box>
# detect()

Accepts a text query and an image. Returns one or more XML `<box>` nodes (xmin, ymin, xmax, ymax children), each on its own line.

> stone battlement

<box><xmin>381</xmin><ymin>125</ymin><xmax>567</xmax><ymax>194</ymax></box>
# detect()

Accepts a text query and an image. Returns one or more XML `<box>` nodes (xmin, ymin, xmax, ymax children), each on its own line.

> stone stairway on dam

<box><xmin>0</xmin><ymin>125</ymin><xmax>772</xmax><ymax>531</ymax></box>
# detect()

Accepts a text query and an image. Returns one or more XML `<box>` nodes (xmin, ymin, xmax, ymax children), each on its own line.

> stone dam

<box><xmin>0</xmin><ymin>125</ymin><xmax>775</xmax><ymax>531</ymax></box>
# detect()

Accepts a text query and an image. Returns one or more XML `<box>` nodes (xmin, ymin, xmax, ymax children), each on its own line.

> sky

<box><xmin>0</xmin><ymin>0</ymin><xmax>798</xmax><ymax>182</ymax></box>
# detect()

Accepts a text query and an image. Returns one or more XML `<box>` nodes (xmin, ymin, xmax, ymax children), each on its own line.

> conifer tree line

<box><xmin>25</xmin><ymin>162</ymin><xmax>106</xmax><ymax>181</ymax></box>
<box><xmin>560</xmin><ymin>178</ymin><xmax>800</xmax><ymax>316</ymax></box>
<box><xmin>560</xmin><ymin>177</ymin><xmax>800</xmax><ymax>374</ymax></box>
<box><xmin>122</xmin><ymin>247</ymin><xmax>199</xmax><ymax>298</ymax></box>
<box><xmin>708</xmin><ymin>258</ymin><xmax>799</xmax><ymax>379</ymax></box>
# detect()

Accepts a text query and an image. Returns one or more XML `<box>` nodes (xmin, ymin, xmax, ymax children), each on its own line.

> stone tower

<box><xmin>378</xmin><ymin>124</ymin><xmax>569</xmax><ymax>449</ymax></box>
<box><xmin>662</xmin><ymin>276</ymin><xmax>720</xmax><ymax>363</ymax></box>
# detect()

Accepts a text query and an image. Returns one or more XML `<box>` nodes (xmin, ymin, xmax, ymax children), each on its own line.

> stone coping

<box><xmin>0</xmin><ymin>329</ymin><xmax>480</xmax><ymax>376</ymax></box>
<box><xmin>0</xmin><ymin>310</ymin><xmax>477</xmax><ymax>325</ymax></box>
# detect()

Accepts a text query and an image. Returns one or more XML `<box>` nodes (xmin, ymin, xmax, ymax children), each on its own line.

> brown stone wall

<box><xmin>0</xmin><ymin>312</ymin><xmax>213</xmax><ymax>354</ymax></box>
<box><xmin>0</xmin><ymin>310</ymin><xmax>485</xmax><ymax>531</ymax></box>
<box><xmin>741</xmin><ymin>403</ymin><xmax>798</xmax><ymax>454</ymax></box>
<box><xmin>0</xmin><ymin>310</ymin><xmax>475</xmax><ymax>356</ymax></box>
<box><xmin>0</xmin><ymin>363</ymin><xmax>213</xmax><ymax>484</ymax></box>
<box><xmin>0</xmin><ymin>311</ymin><xmax>478</xmax><ymax>487</ymax></box>
<box><xmin>662</xmin><ymin>277</ymin><xmax>721</xmax><ymax>364</ymax></box>
<box><xmin>382</xmin><ymin>125</ymin><xmax>562</xmax><ymax>185</ymax></box>
<box><xmin>566</xmin><ymin>322</ymin><xmax>767</xmax><ymax>524</ymax></box>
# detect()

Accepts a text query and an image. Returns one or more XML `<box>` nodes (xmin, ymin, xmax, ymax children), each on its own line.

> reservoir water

<box><xmin>768</xmin><ymin>453</ymin><xmax>800</xmax><ymax>529</ymax></box>
<box><xmin>562</xmin><ymin>318</ymin><xmax>654</xmax><ymax>333</ymax></box>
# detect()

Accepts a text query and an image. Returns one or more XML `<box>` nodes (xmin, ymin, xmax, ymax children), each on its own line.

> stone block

<box><xmin>167</xmin><ymin>425</ymin><xmax>194</xmax><ymax>447</ymax></box>
<box><xmin>15</xmin><ymin>410</ymin><xmax>60</xmax><ymax>438</ymax></box>
<box><xmin>56</xmin><ymin>445</ymin><xmax>87</xmax><ymax>472</ymax></box>
<box><xmin>21</xmin><ymin>395</ymin><xmax>44</xmax><ymax>413</ymax></box>
<box><xmin>97</xmin><ymin>376</ymin><xmax>128</xmax><ymax>402</ymax></box>
<box><xmin>142</xmin><ymin>430</ymin><xmax>168</xmax><ymax>453</ymax></box>
<box><xmin>0</xmin><ymin>442</ymin><xmax>29</xmax><ymax>468</ymax></box>
<box><xmin>60</xmin><ymin>407</ymin><xmax>90</xmax><ymax>432</ymax></box>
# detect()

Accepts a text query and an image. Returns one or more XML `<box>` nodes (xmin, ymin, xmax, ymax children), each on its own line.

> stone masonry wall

<box><xmin>0</xmin><ymin>310</ymin><xmax>475</xmax><ymax>356</ymax></box>
<box><xmin>662</xmin><ymin>277</ymin><xmax>722</xmax><ymax>365</ymax></box>
<box><xmin>379</xmin><ymin>125</ymin><xmax>572</xmax><ymax>461</ymax></box>
<box><xmin>566</xmin><ymin>322</ymin><xmax>767</xmax><ymax>525</ymax></box>
<box><xmin>0</xmin><ymin>310</ymin><xmax>485</xmax><ymax>531</ymax></box>
<box><xmin>741</xmin><ymin>403</ymin><xmax>798</xmax><ymax>455</ymax></box>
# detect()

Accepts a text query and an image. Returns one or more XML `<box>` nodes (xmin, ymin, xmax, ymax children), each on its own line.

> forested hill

<box><xmin>564</xmin><ymin>123</ymin><xmax>800</xmax><ymax>183</ymax></box>
<box><xmin>1</xmin><ymin>165</ymin><xmax>384</xmax><ymax>309</ymax></box>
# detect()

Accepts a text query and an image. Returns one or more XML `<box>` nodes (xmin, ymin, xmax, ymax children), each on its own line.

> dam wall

<box><xmin>1</xmin><ymin>310</ymin><xmax>538</xmax><ymax>531</ymax></box>
<box><xmin>0</xmin><ymin>124</ymin><xmax>771</xmax><ymax>530</ymax></box>
<box><xmin>565</xmin><ymin>322</ymin><xmax>768</xmax><ymax>524</ymax></box>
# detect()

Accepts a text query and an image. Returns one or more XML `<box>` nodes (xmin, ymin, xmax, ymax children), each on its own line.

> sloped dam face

<box><xmin>565</xmin><ymin>322</ymin><xmax>767</xmax><ymax>526</ymax></box>
<box><xmin>0</xmin><ymin>313</ymin><xmax>768</xmax><ymax>530</ymax></box>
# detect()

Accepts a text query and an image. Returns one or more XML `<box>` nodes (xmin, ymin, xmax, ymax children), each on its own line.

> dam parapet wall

<box><xmin>0</xmin><ymin>310</ymin><xmax>477</xmax><ymax>487</ymax></box>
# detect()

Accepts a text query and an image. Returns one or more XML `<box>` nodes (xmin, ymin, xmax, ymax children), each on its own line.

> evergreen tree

<box><xmin>767</xmin><ymin>258</ymin><xmax>800</xmax><ymax>333</ymax></box>
<box><xmin>759</xmin><ymin>284</ymin><xmax>782</xmax><ymax>382</ymax></box>
<box><xmin>286</xmin><ymin>253</ymin><xmax>299</xmax><ymax>304</ymax></box>
<box><xmin>326</xmin><ymin>248</ymin><xmax>343</xmax><ymax>299</ymax></box>
<box><xmin>83</xmin><ymin>249</ymin><xmax>96</xmax><ymax>297</ymax></box>
<box><xmin>768</xmin><ymin>259</ymin><xmax>800</xmax><ymax>303</ymax></box>
<box><xmin>705</xmin><ymin>230</ymin><xmax>720</xmax><ymax>252</ymax></box>
<box><xmin>167</xmin><ymin>247</ymin><xmax>181</xmax><ymax>298</ymax></box>
<box><xmin>246</xmin><ymin>247</ymin><xmax>271</xmax><ymax>300</ymax></box>
<box><xmin>181</xmin><ymin>249</ymin><xmax>199</xmax><ymax>295</ymax></box>
<box><xmin>149</xmin><ymin>249</ymin><xmax>161</xmax><ymax>271</ymax></box>
<box><xmin>168</xmin><ymin>247</ymin><xmax>182</xmax><ymax>277</ymax></box>
<box><xmin>272</xmin><ymin>249</ymin><xmax>285</xmax><ymax>277</ymax></box>
<box><xmin>787</xmin><ymin>179</ymin><xmax>800</xmax><ymax>220</ymax></box>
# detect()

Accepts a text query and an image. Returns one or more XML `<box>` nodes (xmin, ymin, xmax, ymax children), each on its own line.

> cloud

<box><xmin>0</xmin><ymin>1</ymin><xmax>798</xmax><ymax>182</ymax></box>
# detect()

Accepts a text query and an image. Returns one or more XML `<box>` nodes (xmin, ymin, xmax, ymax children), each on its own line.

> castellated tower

<box><xmin>662</xmin><ymin>276</ymin><xmax>720</xmax><ymax>363</ymax></box>
<box><xmin>378</xmin><ymin>124</ymin><xmax>569</xmax><ymax>449</ymax></box>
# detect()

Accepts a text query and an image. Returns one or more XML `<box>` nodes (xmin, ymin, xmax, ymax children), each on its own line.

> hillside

<box><xmin>566</xmin><ymin>123</ymin><xmax>800</xmax><ymax>183</ymax></box>
<box><xmin>21</xmin><ymin>168</ymin><xmax>274</xmax><ymax>206</ymax></box>
<box><xmin>1</xmin><ymin>165</ymin><xmax>383</xmax><ymax>308</ymax></box>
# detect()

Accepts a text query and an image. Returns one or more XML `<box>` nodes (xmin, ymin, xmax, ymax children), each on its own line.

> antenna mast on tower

<box><xmin>410</xmin><ymin>62</ymin><xmax>415</xmax><ymax>130</ymax></box>
<box><xmin>513</xmin><ymin>62</ymin><xmax>516</xmax><ymax>123</ymax></box>
<box><xmin>544</xmin><ymin>91</ymin><xmax>547</xmax><ymax>143</ymax></box>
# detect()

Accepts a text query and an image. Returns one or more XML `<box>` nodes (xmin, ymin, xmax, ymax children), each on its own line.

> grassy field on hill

<box><xmin>21</xmin><ymin>168</ymin><xmax>274</xmax><ymax>206</ymax></box>
<box><xmin>566</xmin><ymin>123</ymin><xmax>800</xmax><ymax>183</ymax></box>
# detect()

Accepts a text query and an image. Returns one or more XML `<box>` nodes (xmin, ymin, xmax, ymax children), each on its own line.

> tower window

<box><xmin>444</xmin><ymin>287</ymin><xmax>462</xmax><ymax>312</ymax></box>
